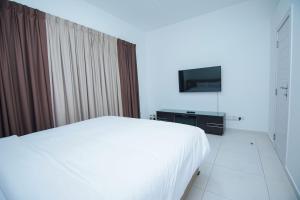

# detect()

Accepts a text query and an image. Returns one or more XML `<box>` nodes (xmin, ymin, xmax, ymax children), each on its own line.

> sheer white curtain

<box><xmin>46</xmin><ymin>15</ymin><xmax>123</xmax><ymax>127</ymax></box>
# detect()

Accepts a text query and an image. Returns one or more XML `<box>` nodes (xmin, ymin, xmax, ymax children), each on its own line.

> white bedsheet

<box><xmin>0</xmin><ymin>117</ymin><xmax>209</xmax><ymax>200</ymax></box>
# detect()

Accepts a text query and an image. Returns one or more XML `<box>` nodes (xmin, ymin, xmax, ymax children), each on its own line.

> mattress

<box><xmin>0</xmin><ymin>116</ymin><xmax>209</xmax><ymax>200</ymax></box>
<box><xmin>0</xmin><ymin>189</ymin><xmax>5</xmax><ymax>200</ymax></box>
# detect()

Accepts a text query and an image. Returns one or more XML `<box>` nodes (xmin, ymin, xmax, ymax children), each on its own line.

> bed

<box><xmin>0</xmin><ymin>116</ymin><xmax>209</xmax><ymax>200</ymax></box>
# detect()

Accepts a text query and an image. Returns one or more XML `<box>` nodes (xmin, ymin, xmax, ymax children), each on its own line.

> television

<box><xmin>179</xmin><ymin>66</ymin><xmax>221</xmax><ymax>92</ymax></box>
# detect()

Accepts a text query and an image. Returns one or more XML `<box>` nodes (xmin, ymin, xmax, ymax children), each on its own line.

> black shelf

<box><xmin>156</xmin><ymin>109</ymin><xmax>225</xmax><ymax>135</ymax></box>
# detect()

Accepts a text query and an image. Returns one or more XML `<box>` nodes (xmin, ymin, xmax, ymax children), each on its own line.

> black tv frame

<box><xmin>178</xmin><ymin>66</ymin><xmax>221</xmax><ymax>92</ymax></box>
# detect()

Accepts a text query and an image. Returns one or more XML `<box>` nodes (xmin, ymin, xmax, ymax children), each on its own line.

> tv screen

<box><xmin>179</xmin><ymin>66</ymin><xmax>221</xmax><ymax>92</ymax></box>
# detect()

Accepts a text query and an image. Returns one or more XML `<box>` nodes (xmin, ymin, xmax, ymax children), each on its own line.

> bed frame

<box><xmin>181</xmin><ymin>168</ymin><xmax>200</xmax><ymax>200</ymax></box>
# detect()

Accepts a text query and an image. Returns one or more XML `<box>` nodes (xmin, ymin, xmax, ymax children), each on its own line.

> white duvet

<box><xmin>0</xmin><ymin>116</ymin><xmax>209</xmax><ymax>200</ymax></box>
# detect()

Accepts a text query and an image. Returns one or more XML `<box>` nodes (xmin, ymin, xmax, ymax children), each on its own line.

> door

<box><xmin>274</xmin><ymin>15</ymin><xmax>291</xmax><ymax>164</ymax></box>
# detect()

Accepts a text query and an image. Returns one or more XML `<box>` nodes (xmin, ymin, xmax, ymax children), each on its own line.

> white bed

<box><xmin>0</xmin><ymin>116</ymin><xmax>209</xmax><ymax>200</ymax></box>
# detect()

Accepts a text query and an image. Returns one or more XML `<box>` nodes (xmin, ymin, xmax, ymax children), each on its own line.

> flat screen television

<box><xmin>179</xmin><ymin>66</ymin><xmax>221</xmax><ymax>92</ymax></box>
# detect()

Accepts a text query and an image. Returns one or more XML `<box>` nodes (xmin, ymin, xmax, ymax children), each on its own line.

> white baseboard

<box><xmin>266</xmin><ymin>133</ymin><xmax>299</xmax><ymax>199</ymax></box>
<box><xmin>285</xmin><ymin>166</ymin><xmax>300</xmax><ymax>199</ymax></box>
<box><xmin>227</xmin><ymin>128</ymin><xmax>299</xmax><ymax>199</ymax></box>
<box><xmin>225</xmin><ymin>127</ymin><xmax>269</xmax><ymax>135</ymax></box>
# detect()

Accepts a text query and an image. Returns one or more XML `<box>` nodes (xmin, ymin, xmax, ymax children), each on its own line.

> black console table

<box><xmin>156</xmin><ymin>109</ymin><xmax>225</xmax><ymax>135</ymax></box>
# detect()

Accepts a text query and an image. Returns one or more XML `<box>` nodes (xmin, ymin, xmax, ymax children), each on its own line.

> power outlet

<box><xmin>149</xmin><ymin>114</ymin><xmax>156</xmax><ymax>120</ymax></box>
<box><xmin>226</xmin><ymin>115</ymin><xmax>244</xmax><ymax>121</ymax></box>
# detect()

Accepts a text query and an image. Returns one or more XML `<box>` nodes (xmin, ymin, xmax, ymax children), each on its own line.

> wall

<box><xmin>144</xmin><ymin>0</ymin><xmax>277</xmax><ymax>132</ymax></box>
<box><xmin>12</xmin><ymin>0</ymin><xmax>149</xmax><ymax>118</ymax></box>
<box><xmin>269</xmin><ymin>0</ymin><xmax>300</xmax><ymax>196</ymax></box>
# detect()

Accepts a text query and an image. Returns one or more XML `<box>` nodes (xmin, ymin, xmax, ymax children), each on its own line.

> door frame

<box><xmin>274</xmin><ymin>9</ymin><xmax>292</xmax><ymax>165</ymax></box>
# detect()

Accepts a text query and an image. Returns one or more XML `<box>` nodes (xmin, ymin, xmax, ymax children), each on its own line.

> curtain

<box><xmin>117</xmin><ymin>40</ymin><xmax>140</xmax><ymax>118</ymax></box>
<box><xmin>0</xmin><ymin>2</ymin><xmax>53</xmax><ymax>137</ymax></box>
<box><xmin>0</xmin><ymin>0</ymin><xmax>8</xmax><ymax>10</ymax></box>
<box><xmin>46</xmin><ymin>15</ymin><xmax>123</xmax><ymax>127</ymax></box>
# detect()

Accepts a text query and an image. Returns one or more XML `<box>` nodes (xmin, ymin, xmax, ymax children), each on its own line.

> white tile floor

<box><xmin>185</xmin><ymin>129</ymin><xmax>299</xmax><ymax>200</ymax></box>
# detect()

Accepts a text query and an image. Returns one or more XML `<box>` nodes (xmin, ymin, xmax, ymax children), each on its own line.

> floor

<box><xmin>185</xmin><ymin>129</ymin><xmax>298</xmax><ymax>200</ymax></box>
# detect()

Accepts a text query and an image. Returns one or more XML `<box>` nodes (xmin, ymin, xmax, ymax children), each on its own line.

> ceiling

<box><xmin>84</xmin><ymin>0</ymin><xmax>251</xmax><ymax>30</ymax></box>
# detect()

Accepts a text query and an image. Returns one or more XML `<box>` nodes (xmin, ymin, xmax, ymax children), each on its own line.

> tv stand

<box><xmin>156</xmin><ymin>109</ymin><xmax>225</xmax><ymax>135</ymax></box>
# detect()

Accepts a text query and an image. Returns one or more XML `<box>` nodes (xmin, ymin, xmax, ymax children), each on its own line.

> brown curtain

<box><xmin>0</xmin><ymin>2</ymin><xmax>53</xmax><ymax>137</ymax></box>
<box><xmin>0</xmin><ymin>0</ymin><xmax>8</xmax><ymax>10</ymax></box>
<box><xmin>117</xmin><ymin>39</ymin><xmax>140</xmax><ymax>118</ymax></box>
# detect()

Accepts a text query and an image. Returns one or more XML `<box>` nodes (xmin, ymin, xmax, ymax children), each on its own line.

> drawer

<box><xmin>197</xmin><ymin>123</ymin><xmax>207</xmax><ymax>131</ymax></box>
<box><xmin>205</xmin><ymin>124</ymin><xmax>224</xmax><ymax>135</ymax></box>
<box><xmin>156</xmin><ymin>112</ymin><xmax>175</xmax><ymax>122</ymax></box>
<box><xmin>197</xmin><ymin>124</ymin><xmax>223</xmax><ymax>135</ymax></box>
<box><xmin>197</xmin><ymin>115</ymin><xmax>223</xmax><ymax>125</ymax></box>
<box><xmin>174</xmin><ymin>114</ymin><xmax>197</xmax><ymax>126</ymax></box>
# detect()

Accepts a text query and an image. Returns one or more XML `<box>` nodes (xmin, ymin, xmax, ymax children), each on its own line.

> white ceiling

<box><xmin>84</xmin><ymin>0</ymin><xmax>251</xmax><ymax>30</ymax></box>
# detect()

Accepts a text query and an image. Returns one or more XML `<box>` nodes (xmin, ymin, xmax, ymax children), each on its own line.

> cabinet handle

<box><xmin>206</xmin><ymin>122</ymin><xmax>223</xmax><ymax>126</ymax></box>
<box><xmin>157</xmin><ymin>117</ymin><xmax>169</xmax><ymax>121</ymax></box>
<box><xmin>206</xmin><ymin>124</ymin><xmax>223</xmax><ymax>128</ymax></box>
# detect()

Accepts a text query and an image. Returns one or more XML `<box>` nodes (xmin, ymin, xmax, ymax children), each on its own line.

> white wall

<box><xmin>269</xmin><ymin>0</ymin><xmax>300</xmax><ymax>196</ymax></box>
<box><xmin>12</xmin><ymin>0</ymin><xmax>149</xmax><ymax>119</ymax></box>
<box><xmin>143</xmin><ymin>0</ymin><xmax>277</xmax><ymax>132</ymax></box>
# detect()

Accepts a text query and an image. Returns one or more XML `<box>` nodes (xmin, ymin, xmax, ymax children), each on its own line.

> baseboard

<box><xmin>225</xmin><ymin>127</ymin><xmax>269</xmax><ymax>135</ymax></box>
<box><xmin>267</xmin><ymin>134</ymin><xmax>299</xmax><ymax>199</ymax></box>
<box><xmin>226</xmin><ymin>128</ymin><xmax>299</xmax><ymax>199</ymax></box>
<box><xmin>285</xmin><ymin>166</ymin><xmax>300</xmax><ymax>199</ymax></box>
<box><xmin>267</xmin><ymin>133</ymin><xmax>275</xmax><ymax>145</ymax></box>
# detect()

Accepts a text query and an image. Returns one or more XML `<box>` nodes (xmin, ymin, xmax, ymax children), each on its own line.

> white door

<box><xmin>274</xmin><ymin>16</ymin><xmax>291</xmax><ymax>164</ymax></box>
